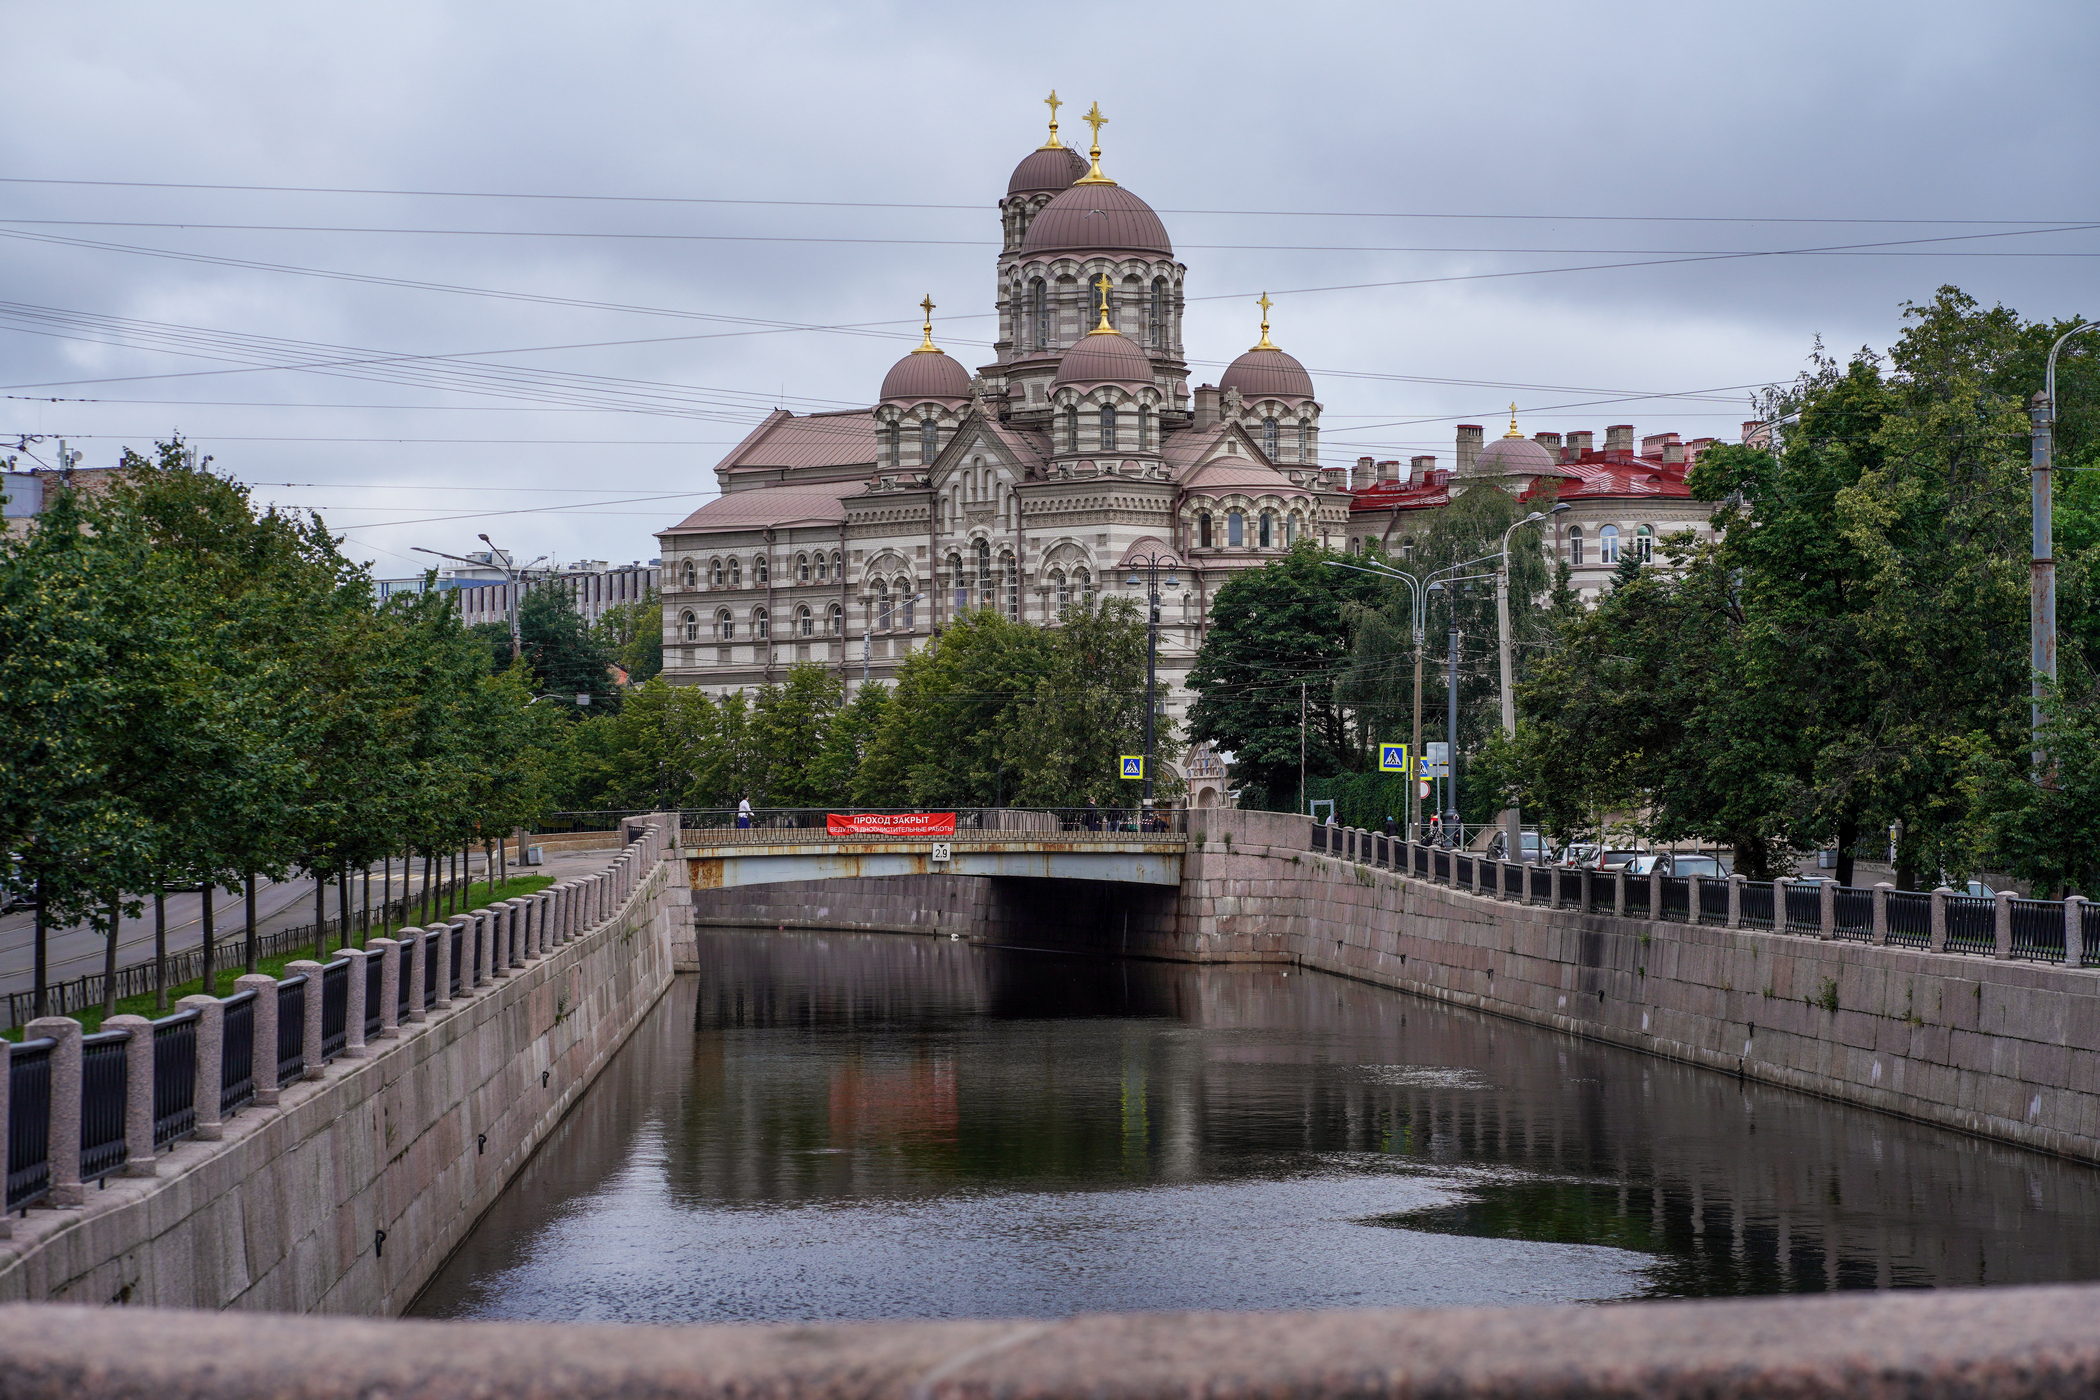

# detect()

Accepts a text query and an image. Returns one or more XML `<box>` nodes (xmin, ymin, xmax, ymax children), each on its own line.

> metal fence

<box><xmin>152</xmin><ymin>1011</ymin><xmax>198</xmax><ymax>1148</ymax></box>
<box><xmin>7</xmin><ymin>1038</ymin><xmax>53</xmax><ymax>1211</ymax></box>
<box><xmin>79</xmin><ymin>1030</ymin><xmax>129</xmax><ymax>1183</ymax></box>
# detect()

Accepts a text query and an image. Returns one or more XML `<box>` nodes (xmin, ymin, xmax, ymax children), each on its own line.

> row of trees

<box><xmin>539</xmin><ymin>600</ymin><xmax>1175</xmax><ymax>812</ymax></box>
<box><xmin>0</xmin><ymin>445</ymin><xmax>565</xmax><ymax>1010</ymax></box>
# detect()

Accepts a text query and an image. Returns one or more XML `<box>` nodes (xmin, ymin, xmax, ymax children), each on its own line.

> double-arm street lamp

<box><xmin>1124</xmin><ymin>551</ymin><xmax>1180</xmax><ymax>812</ymax></box>
<box><xmin>2032</xmin><ymin>321</ymin><xmax>2097</xmax><ymax>758</ymax></box>
<box><xmin>413</xmin><ymin>533</ymin><xmax>548</xmax><ymax>662</ymax></box>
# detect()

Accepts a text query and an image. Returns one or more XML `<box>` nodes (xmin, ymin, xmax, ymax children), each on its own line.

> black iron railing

<box><xmin>1454</xmin><ymin>854</ymin><xmax>1474</xmax><ymax>887</ymax></box>
<box><xmin>275</xmin><ymin>976</ymin><xmax>306</xmax><ymax>1088</ymax></box>
<box><xmin>79</xmin><ymin>1029</ymin><xmax>130</xmax><ymax>1183</ymax></box>
<box><xmin>1783</xmin><ymin>883</ymin><xmax>1822</xmax><ymax>935</ymax></box>
<box><xmin>364</xmin><ymin>954</ymin><xmax>386</xmax><ymax>1040</ymax></box>
<box><xmin>1624</xmin><ymin>874</ymin><xmax>1651</xmax><ymax>918</ymax></box>
<box><xmin>1480</xmin><ymin>861</ymin><xmax>1500</xmax><ymax>897</ymax></box>
<box><xmin>1834</xmin><ymin>886</ymin><xmax>1875</xmax><ymax>942</ymax></box>
<box><xmin>1432</xmin><ymin>849</ymin><xmax>1450</xmax><ymax>884</ymax></box>
<box><xmin>1557</xmin><ymin>870</ymin><xmax>1584</xmax><ymax>909</ymax></box>
<box><xmin>1590</xmin><ymin>875</ymin><xmax>1616</xmax><ymax>915</ymax></box>
<box><xmin>320</xmin><ymin>959</ymin><xmax>349</xmax><ymax>1061</ymax></box>
<box><xmin>2010</xmin><ymin>898</ymin><xmax>2066</xmax><ymax>963</ymax></box>
<box><xmin>1659</xmin><ymin>876</ymin><xmax>1690</xmax><ymax>922</ymax></box>
<box><xmin>423</xmin><ymin>930</ymin><xmax>440</xmax><ymax>1007</ymax></box>
<box><xmin>1945</xmin><ymin>894</ymin><xmax>1995</xmax><ymax>955</ymax></box>
<box><xmin>2085</xmin><ymin>903</ymin><xmax>2100</xmax><ymax>969</ymax></box>
<box><xmin>1529</xmin><ymin>865</ymin><xmax>1552</xmax><ymax>903</ymax></box>
<box><xmin>1886</xmin><ymin>890</ymin><xmax>1930</xmax><ymax>947</ymax></box>
<box><xmin>221</xmin><ymin>990</ymin><xmax>256</xmax><ymax>1116</ymax></box>
<box><xmin>1311</xmin><ymin>825</ymin><xmax>1327</xmax><ymax>852</ymax></box>
<box><xmin>448</xmin><ymin>925</ymin><xmax>464</xmax><ymax>999</ymax></box>
<box><xmin>151</xmin><ymin>1010</ymin><xmax>199</xmax><ymax>1149</ymax></box>
<box><xmin>1739</xmin><ymin>881</ymin><xmax>1775</xmax><ymax>930</ymax></box>
<box><xmin>7</xmin><ymin>1038</ymin><xmax>55</xmax><ymax>1211</ymax></box>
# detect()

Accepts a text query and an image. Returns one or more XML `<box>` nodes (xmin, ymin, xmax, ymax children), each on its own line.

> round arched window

<box><xmin>752</xmin><ymin>607</ymin><xmax>769</xmax><ymax>639</ymax></box>
<box><xmin>716</xmin><ymin>610</ymin><xmax>734</xmax><ymax>641</ymax></box>
<box><xmin>681</xmin><ymin>610</ymin><xmax>698</xmax><ymax>642</ymax></box>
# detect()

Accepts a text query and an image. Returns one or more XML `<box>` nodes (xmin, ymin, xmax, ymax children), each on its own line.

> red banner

<box><xmin>827</xmin><ymin>812</ymin><xmax>956</xmax><ymax>836</ymax></box>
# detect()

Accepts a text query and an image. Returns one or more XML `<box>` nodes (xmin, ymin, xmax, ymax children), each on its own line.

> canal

<box><xmin>410</xmin><ymin>928</ymin><xmax>2100</xmax><ymax>1323</ymax></box>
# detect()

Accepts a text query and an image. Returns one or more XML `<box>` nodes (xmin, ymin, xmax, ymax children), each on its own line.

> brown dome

<box><xmin>1220</xmin><ymin>347</ymin><xmax>1315</xmax><ymax>402</ymax></box>
<box><xmin>880</xmin><ymin>349</ymin><xmax>970</xmax><ymax>405</ymax></box>
<box><xmin>1008</xmin><ymin>146</ymin><xmax>1088</xmax><ymax>197</ymax></box>
<box><xmin>1470</xmin><ymin>434</ymin><xmax>1556</xmax><ymax>478</ymax></box>
<box><xmin>1053</xmin><ymin>331</ymin><xmax>1153</xmax><ymax>389</ymax></box>
<box><xmin>1019</xmin><ymin>183</ymin><xmax>1172</xmax><ymax>259</ymax></box>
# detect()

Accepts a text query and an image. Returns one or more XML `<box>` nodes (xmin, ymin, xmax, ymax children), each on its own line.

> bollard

<box><xmin>1994</xmin><ymin>889</ymin><xmax>2014</xmax><ymax>959</ymax></box>
<box><xmin>235</xmin><ymin>973</ymin><xmax>281</xmax><ymax>1105</ymax></box>
<box><xmin>1728</xmin><ymin>874</ymin><xmax>1744</xmax><ymax>930</ymax></box>
<box><xmin>284</xmin><ymin>961</ymin><xmax>325</xmax><ymax>1080</ymax></box>
<box><xmin>1820</xmin><ymin>878</ymin><xmax>1837</xmax><ymax>940</ymax></box>
<box><xmin>369</xmin><ymin>938</ymin><xmax>400</xmax><ymax>1038</ymax></box>
<box><xmin>2067</xmin><ymin>895</ymin><xmax>2087</xmax><ymax>968</ymax></box>
<box><xmin>102</xmin><ymin>1015</ymin><xmax>157</xmax><ymax>1176</ymax></box>
<box><xmin>1873</xmin><ymin>882</ymin><xmax>1892</xmax><ymax>946</ymax></box>
<box><xmin>1929</xmin><ymin>887</ymin><xmax>1951</xmax><ymax>953</ymax></box>
<box><xmin>178</xmin><ymin>994</ymin><xmax>225</xmax><ymax>1139</ymax></box>
<box><xmin>25</xmin><ymin>1017</ymin><xmax>85</xmax><ymax>1206</ymax></box>
<box><xmin>401</xmin><ymin>930</ymin><xmax>427</xmax><ymax>1022</ymax></box>
<box><xmin>342</xmin><ymin>948</ymin><xmax>369</xmax><ymax>1057</ymax></box>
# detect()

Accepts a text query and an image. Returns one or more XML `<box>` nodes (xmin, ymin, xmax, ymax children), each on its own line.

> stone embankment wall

<box><xmin>0</xmin><ymin>820</ymin><xmax>689</xmax><ymax>1314</ymax></box>
<box><xmin>1149</xmin><ymin>809</ymin><xmax>2100</xmax><ymax>1164</ymax></box>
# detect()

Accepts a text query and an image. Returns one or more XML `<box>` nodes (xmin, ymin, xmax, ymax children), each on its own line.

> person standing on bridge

<box><xmin>736</xmin><ymin>797</ymin><xmax>753</xmax><ymax>830</ymax></box>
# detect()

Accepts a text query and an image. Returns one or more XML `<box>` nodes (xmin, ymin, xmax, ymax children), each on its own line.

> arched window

<box><xmin>1198</xmin><ymin>511</ymin><xmax>1212</xmax><ymax>549</ymax></box>
<box><xmin>681</xmin><ymin>560</ymin><xmax>696</xmax><ymax>588</ymax></box>
<box><xmin>1259</xmin><ymin>511</ymin><xmax>1273</xmax><ymax>548</ymax></box>
<box><xmin>920</xmin><ymin>419</ymin><xmax>938</xmax><ymax>465</ymax></box>
<box><xmin>876</xmin><ymin>581</ymin><xmax>890</xmax><ymax>630</ymax></box>
<box><xmin>710</xmin><ymin>558</ymin><xmax>724</xmax><ymax>587</ymax></box>
<box><xmin>1030</xmin><ymin>279</ymin><xmax>1048</xmax><ymax>350</ymax></box>
<box><xmin>681</xmin><ymin>610</ymin><xmax>698</xmax><ymax>642</ymax></box>
<box><xmin>1297</xmin><ymin>421</ymin><xmax>1311</xmax><ymax>462</ymax></box>
<box><xmin>1004</xmin><ymin>555</ymin><xmax>1018</xmax><ymax>619</ymax></box>
<box><xmin>1075</xmin><ymin>566</ymin><xmax>1093</xmax><ymax>599</ymax></box>
<box><xmin>728</xmin><ymin>558</ymin><xmax>741</xmax><ymax>587</ymax></box>
<box><xmin>716</xmin><ymin>610</ymin><xmax>735</xmax><ymax>641</ymax></box>
<box><xmin>1569</xmin><ymin>526</ymin><xmax>1585</xmax><ymax>566</ymax></box>
<box><xmin>796</xmin><ymin>605</ymin><xmax>813</xmax><ymax>637</ymax></box>
<box><xmin>827</xmin><ymin>603</ymin><xmax>843</xmax><ymax>636</ymax></box>
<box><xmin>1150</xmin><ymin>278</ymin><xmax>1166</xmax><ymax>347</ymax></box>
<box><xmin>1228</xmin><ymin>510</ymin><xmax>1245</xmax><ymax>547</ymax></box>
<box><xmin>1052</xmin><ymin>570</ymin><xmax>1069</xmax><ymax>613</ymax></box>
<box><xmin>976</xmin><ymin>539</ymin><xmax>992</xmax><ymax>609</ymax></box>
<box><xmin>796</xmin><ymin>553</ymin><xmax>810</xmax><ymax>583</ymax></box>
<box><xmin>1599</xmin><ymin>524</ymin><xmax>1620</xmax><ymax>565</ymax></box>
<box><xmin>1065</xmin><ymin>405</ymin><xmax>1080</xmax><ymax>453</ymax></box>
<box><xmin>754</xmin><ymin>555</ymin><xmax>769</xmax><ymax>584</ymax></box>
<box><xmin>1635</xmin><ymin>524</ymin><xmax>1653</xmax><ymax>563</ymax></box>
<box><xmin>1099</xmin><ymin>404</ymin><xmax>1118</xmax><ymax>453</ymax></box>
<box><xmin>888</xmin><ymin>421</ymin><xmax>902</xmax><ymax>468</ymax></box>
<box><xmin>752</xmin><ymin>607</ymin><xmax>769</xmax><ymax>639</ymax></box>
<box><xmin>1284</xmin><ymin>514</ymin><xmax>1296</xmax><ymax>546</ymax></box>
<box><xmin>901</xmin><ymin>588</ymin><xmax>915</xmax><ymax>630</ymax></box>
<box><xmin>830</xmin><ymin>551</ymin><xmax>841</xmax><ymax>579</ymax></box>
<box><xmin>815</xmin><ymin>553</ymin><xmax>828</xmax><ymax>582</ymax></box>
<box><xmin>1262</xmin><ymin>417</ymin><xmax>1279</xmax><ymax>458</ymax></box>
<box><xmin>1138</xmin><ymin>405</ymin><xmax>1151</xmax><ymax>451</ymax></box>
<box><xmin>949</xmin><ymin>553</ymin><xmax>966</xmax><ymax>611</ymax></box>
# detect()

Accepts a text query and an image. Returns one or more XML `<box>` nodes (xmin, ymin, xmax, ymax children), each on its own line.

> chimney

<box><xmin>1566</xmin><ymin>430</ymin><xmax>1594</xmax><ymax>456</ymax></box>
<box><xmin>1605</xmin><ymin>424</ymin><xmax>1635</xmax><ymax>455</ymax></box>
<box><xmin>1192</xmin><ymin>384</ymin><xmax>1220</xmax><ymax>432</ymax></box>
<box><xmin>1641</xmin><ymin>432</ymin><xmax>1681</xmax><ymax>458</ymax></box>
<box><xmin>1377</xmin><ymin>459</ymin><xmax>1400</xmax><ymax>483</ymax></box>
<box><xmin>1322</xmin><ymin>466</ymin><xmax>1349</xmax><ymax>491</ymax></box>
<box><xmin>1662</xmin><ymin>441</ymin><xmax>1685</xmax><ymax>465</ymax></box>
<box><xmin>1409</xmin><ymin>455</ymin><xmax>1436</xmax><ymax>484</ymax></box>
<box><xmin>1533</xmin><ymin>431</ymin><xmax>1563</xmax><ymax>459</ymax></box>
<box><xmin>1456</xmin><ymin>424</ymin><xmax>1484</xmax><ymax>474</ymax></box>
<box><xmin>1352</xmin><ymin>456</ymin><xmax>1375</xmax><ymax>490</ymax></box>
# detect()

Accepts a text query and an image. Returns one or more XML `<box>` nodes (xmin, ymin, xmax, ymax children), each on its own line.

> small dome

<box><xmin>1008</xmin><ymin>145</ymin><xmax>1088</xmax><ymax>197</ymax></box>
<box><xmin>1053</xmin><ymin>331</ymin><xmax>1153</xmax><ymax>389</ymax></box>
<box><xmin>880</xmin><ymin>349</ymin><xmax>970</xmax><ymax>405</ymax></box>
<box><xmin>1470</xmin><ymin>434</ymin><xmax>1556</xmax><ymax>478</ymax></box>
<box><xmin>1020</xmin><ymin>183</ymin><xmax>1172</xmax><ymax>259</ymax></box>
<box><xmin>1220</xmin><ymin>347</ymin><xmax>1315</xmax><ymax>402</ymax></box>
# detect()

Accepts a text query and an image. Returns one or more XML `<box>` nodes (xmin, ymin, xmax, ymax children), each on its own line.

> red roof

<box><xmin>1349</xmin><ymin>444</ymin><xmax>1711</xmax><ymax>517</ymax></box>
<box><xmin>716</xmin><ymin>409</ymin><xmax>876</xmax><ymax>475</ymax></box>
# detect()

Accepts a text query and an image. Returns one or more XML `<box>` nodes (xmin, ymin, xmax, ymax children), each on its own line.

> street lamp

<box><xmin>2032</xmin><ymin>321</ymin><xmax>2098</xmax><ymax>760</ymax></box>
<box><xmin>413</xmin><ymin>536</ymin><xmax>549</xmax><ymax>662</ymax></box>
<box><xmin>1497</xmin><ymin>504</ymin><xmax>1571</xmax><ymax>858</ymax></box>
<box><xmin>1124</xmin><ymin>551</ymin><xmax>1180</xmax><ymax>812</ymax></box>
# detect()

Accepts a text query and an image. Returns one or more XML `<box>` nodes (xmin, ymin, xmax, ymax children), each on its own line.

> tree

<box><xmin>594</xmin><ymin>591</ymin><xmax>663</xmax><ymax>684</ymax></box>
<box><xmin>516</xmin><ymin>587</ymin><xmax>619</xmax><ymax>707</ymax></box>
<box><xmin>751</xmin><ymin>664</ymin><xmax>845</xmax><ymax>807</ymax></box>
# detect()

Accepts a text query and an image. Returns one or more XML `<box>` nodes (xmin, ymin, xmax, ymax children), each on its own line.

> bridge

<box><xmin>679</xmin><ymin>809</ymin><xmax>1186</xmax><ymax>890</ymax></box>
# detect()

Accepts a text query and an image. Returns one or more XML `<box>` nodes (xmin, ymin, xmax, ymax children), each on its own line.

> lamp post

<box><xmin>413</xmin><ymin>537</ymin><xmax>548</xmax><ymax>662</ymax></box>
<box><xmin>1124</xmin><ymin>552</ymin><xmax>1180</xmax><ymax>812</ymax></box>
<box><xmin>2033</xmin><ymin>321</ymin><xmax>2098</xmax><ymax>761</ymax></box>
<box><xmin>1496</xmin><ymin>504</ymin><xmax>1570</xmax><ymax>858</ymax></box>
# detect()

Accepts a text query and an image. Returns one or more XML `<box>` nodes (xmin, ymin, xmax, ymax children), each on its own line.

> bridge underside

<box><xmin>684</xmin><ymin>842</ymin><xmax>1183</xmax><ymax>891</ymax></box>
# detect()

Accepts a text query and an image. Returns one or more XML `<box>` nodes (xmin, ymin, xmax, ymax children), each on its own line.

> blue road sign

<box><xmin>1378</xmin><ymin>743</ymin><xmax>1409</xmax><ymax>774</ymax></box>
<box><xmin>1120</xmin><ymin>755</ymin><xmax>1145</xmax><ymax>779</ymax></box>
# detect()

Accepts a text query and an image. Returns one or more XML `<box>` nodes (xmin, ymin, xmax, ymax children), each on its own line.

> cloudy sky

<box><xmin>4</xmin><ymin>0</ymin><xmax>2096</xmax><ymax>577</ymax></box>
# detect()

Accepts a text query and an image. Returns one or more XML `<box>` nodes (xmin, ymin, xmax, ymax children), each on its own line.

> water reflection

<box><xmin>410</xmin><ymin>930</ymin><xmax>2100</xmax><ymax>1322</ymax></box>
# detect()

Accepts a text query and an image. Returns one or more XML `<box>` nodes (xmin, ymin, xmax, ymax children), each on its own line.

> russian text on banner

<box><xmin>826</xmin><ymin>813</ymin><xmax>958</xmax><ymax>836</ymax></box>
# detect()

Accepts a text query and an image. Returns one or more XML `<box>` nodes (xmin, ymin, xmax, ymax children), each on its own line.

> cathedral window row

<box><xmin>1019</xmin><ymin>274</ymin><xmax>1176</xmax><ymax>352</ymax></box>
<box><xmin>946</xmin><ymin>542</ymin><xmax>1019</xmax><ymax>619</ymax></box>
<box><xmin>1563</xmin><ymin>523</ymin><xmax>1654</xmax><ymax>567</ymax></box>
<box><xmin>682</xmin><ymin>605</ymin><xmax>846</xmax><ymax>643</ymax></box>
<box><xmin>867</xmin><ymin>578</ymin><xmax>917</xmax><ymax>632</ymax></box>
<box><xmin>1060</xmin><ymin>402</ymin><xmax>1155</xmax><ymax>456</ymax></box>
<box><xmin>1194</xmin><ymin>506</ymin><xmax>1309</xmax><ymax>551</ymax></box>
<box><xmin>686</xmin><ymin>552</ymin><xmax>838</xmax><ymax>590</ymax></box>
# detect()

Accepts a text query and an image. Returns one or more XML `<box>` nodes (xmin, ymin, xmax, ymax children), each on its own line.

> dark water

<box><xmin>410</xmin><ymin>930</ymin><xmax>2100</xmax><ymax>1323</ymax></box>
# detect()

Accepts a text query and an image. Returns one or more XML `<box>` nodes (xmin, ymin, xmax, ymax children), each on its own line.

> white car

<box><xmin>1628</xmin><ymin>852</ymin><xmax>1730</xmax><ymax>879</ymax></box>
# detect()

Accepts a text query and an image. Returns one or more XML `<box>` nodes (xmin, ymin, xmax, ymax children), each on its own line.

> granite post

<box><xmin>178</xmin><ymin>993</ymin><xmax>225</xmax><ymax>1139</ymax></box>
<box><xmin>26</xmin><ymin>1016</ymin><xmax>85</xmax><ymax>1206</ymax></box>
<box><xmin>235</xmin><ymin>973</ymin><xmax>280</xmax><ymax>1104</ymax></box>
<box><xmin>102</xmin><ymin>1014</ymin><xmax>158</xmax><ymax>1176</ymax></box>
<box><xmin>342</xmin><ymin>948</ymin><xmax>369</xmax><ymax>1056</ymax></box>
<box><xmin>284</xmin><ymin>961</ymin><xmax>325</xmax><ymax>1079</ymax></box>
<box><xmin>369</xmin><ymin>937</ymin><xmax>400</xmax><ymax>1037</ymax></box>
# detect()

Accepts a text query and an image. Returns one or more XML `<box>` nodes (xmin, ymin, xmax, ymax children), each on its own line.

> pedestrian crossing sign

<box><xmin>1120</xmin><ymin>755</ymin><xmax>1144</xmax><ymax>779</ymax></box>
<box><xmin>1379</xmin><ymin>743</ymin><xmax>1410</xmax><ymax>774</ymax></box>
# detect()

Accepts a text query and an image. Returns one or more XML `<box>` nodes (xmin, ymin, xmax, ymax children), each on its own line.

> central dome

<box><xmin>1220</xmin><ymin>347</ymin><xmax>1315</xmax><ymax>402</ymax></box>
<box><xmin>1053</xmin><ymin>331</ymin><xmax>1152</xmax><ymax>389</ymax></box>
<box><xmin>1020</xmin><ymin>183</ymin><xmax>1172</xmax><ymax>259</ymax></box>
<box><xmin>880</xmin><ymin>348</ymin><xmax>970</xmax><ymax>405</ymax></box>
<box><xmin>1470</xmin><ymin>434</ymin><xmax>1556</xmax><ymax>478</ymax></box>
<box><xmin>1008</xmin><ymin>145</ymin><xmax>1088</xmax><ymax>197</ymax></box>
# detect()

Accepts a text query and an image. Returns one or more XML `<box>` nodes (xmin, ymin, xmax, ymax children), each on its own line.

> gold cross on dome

<box><xmin>913</xmin><ymin>295</ymin><xmax>939</xmax><ymax>353</ymax></box>
<box><xmin>1089</xmin><ymin>273</ymin><xmax>1116</xmax><ymax>335</ymax></box>
<box><xmin>1250</xmin><ymin>291</ymin><xmax>1279</xmax><ymax>351</ymax></box>
<box><xmin>1075</xmin><ymin>101</ymin><xmax>1116</xmax><ymax>184</ymax></box>
<box><xmin>1082</xmin><ymin>101</ymin><xmax>1107</xmax><ymax>146</ymax></box>
<box><xmin>1257</xmin><ymin>292</ymin><xmax>1273</xmax><ymax>321</ymax></box>
<box><xmin>1505</xmin><ymin>402</ymin><xmax>1523</xmax><ymax>437</ymax></box>
<box><xmin>1041</xmin><ymin>90</ymin><xmax>1064</xmax><ymax>148</ymax></box>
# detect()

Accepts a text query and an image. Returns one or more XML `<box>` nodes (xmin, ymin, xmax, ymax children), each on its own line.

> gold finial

<box><xmin>1074</xmin><ymin>101</ymin><xmax>1116</xmax><ymax>185</ymax></box>
<box><xmin>1504</xmin><ymin>402</ymin><xmax>1523</xmax><ymax>438</ymax></box>
<box><xmin>1250</xmin><ymin>291</ymin><xmax>1279</xmax><ymax>351</ymax></box>
<box><xmin>1040</xmin><ymin>90</ymin><xmax>1064</xmax><ymax>149</ymax></box>
<box><xmin>1087</xmin><ymin>273</ymin><xmax>1117</xmax><ymax>335</ymax></box>
<box><xmin>913</xmin><ymin>295</ymin><xmax>941</xmax><ymax>353</ymax></box>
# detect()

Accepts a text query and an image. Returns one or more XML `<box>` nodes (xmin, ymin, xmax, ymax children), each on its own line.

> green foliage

<box><xmin>516</xmin><ymin>587</ymin><xmax>619</xmax><ymax>707</ymax></box>
<box><xmin>594</xmin><ymin>590</ymin><xmax>664</xmax><ymax>684</ymax></box>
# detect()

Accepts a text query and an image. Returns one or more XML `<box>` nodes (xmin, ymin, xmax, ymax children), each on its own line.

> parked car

<box><xmin>1627</xmin><ymin>852</ymin><xmax>1732</xmax><ymax>879</ymax></box>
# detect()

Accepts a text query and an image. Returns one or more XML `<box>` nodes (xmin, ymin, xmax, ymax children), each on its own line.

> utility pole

<box><xmin>1124</xmin><ymin>552</ymin><xmax>1179</xmax><ymax>814</ymax></box>
<box><xmin>2033</xmin><ymin>322</ymin><xmax>2097</xmax><ymax>765</ymax></box>
<box><xmin>1496</xmin><ymin>505</ymin><xmax>1568</xmax><ymax>858</ymax></box>
<box><xmin>1445</xmin><ymin>620</ymin><xmax>1461</xmax><ymax>836</ymax></box>
<box><xmin>1300</xmin><ymin>682</ymin><xmax>1307</xmax><ymax>816</ymax></box>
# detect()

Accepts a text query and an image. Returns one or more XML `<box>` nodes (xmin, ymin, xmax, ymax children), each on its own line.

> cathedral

<box><xmin>654</xmin><ymin>96</ymin><xmax>1353</xmax><ymax>789</ymax></box>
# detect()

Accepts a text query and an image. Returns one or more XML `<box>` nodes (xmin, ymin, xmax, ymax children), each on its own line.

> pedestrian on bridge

<box><xmin>736</xmin><ymin>798</ymin><xmax>753</xmax><ymax>830</ymax></box>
